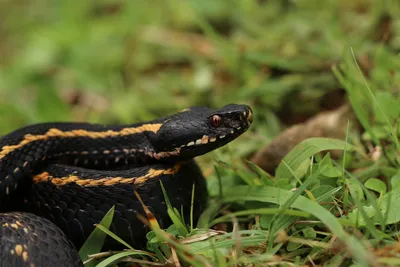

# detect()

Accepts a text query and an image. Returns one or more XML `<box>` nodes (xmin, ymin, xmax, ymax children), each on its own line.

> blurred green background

<box><xmin>0</xmin><ymin>0</ymin><xmax>399</xmax><ymax>159</ymax></box>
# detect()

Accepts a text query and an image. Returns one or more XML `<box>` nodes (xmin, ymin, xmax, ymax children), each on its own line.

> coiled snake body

<box><xmin>0</xmin><ymin>104</ymin><xmax>252</xmax><ymax>266</ymax></box>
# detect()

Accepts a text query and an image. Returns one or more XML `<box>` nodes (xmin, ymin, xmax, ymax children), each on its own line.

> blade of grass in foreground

<box><xmin>275</xmin><ymin>138</ymin><xmax>352</xmax><ymax>181</ymax></box>
<box><xmin>222</xmin><ymin>186</ymin><xmax>372</xmax><ymax>266</ymax></box>
<box><xmin>96</xmin><ymin>251</ymin><xmax>156</xmax><ymax>267</ymax></box>
<box><xmin>95</xmin><ymin>224</ymin><xmax>134</xmax><ymax>250</ymax></box>
<box><xmin>160</xmin><ymin>181</ymin><xmax>189</xmax><ymax>236</ymax></box>
<box><xmin>79</xmin><ymin>206</ymin><xmax>115</xmax><ymax>267</ymax></box>
<box><xmin>209</xmin><ymin>208</ymin><xmax>309</xmax><ymax>226</ymax></box>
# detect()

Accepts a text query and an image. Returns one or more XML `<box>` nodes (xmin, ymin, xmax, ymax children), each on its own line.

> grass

<box><xmin>1</xmin><ymin>0</ymin><xmax>400</xmax><ymax>266</ymax></box>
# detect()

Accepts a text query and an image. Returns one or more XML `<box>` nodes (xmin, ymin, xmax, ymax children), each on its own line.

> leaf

<box><xmin>302</xmin><ymin>227</ymin><xmax>317</xmax><ymax>239</ymax></box>
<box><xmin>348</xmin><ymin>187</ymin><xmax>400</xmax><ymax>226</ymax></box>
<box><xmin>390</xmin><ymin>171</ymin><xmax>400</xmax><ymax>189</ymax></box>
<box><xmin>276</xmin><ymin>138</ymin><xmax>352</xmax><ymax>181</ymax></box>
<box><xmin>79</xmin><ymin>206</ymin><xmax>114</xmax><ymax>266</ymax></box>
<box><xmin>347</xmin><ymin>180</ymin><xmax>364</xmax><ymax>200</ymax></box>
<box><xmin>375</xmin><ymin>91</ymin><xmax>400</xmax><ymax>123</ymax></box>
<box><xmin>259</xmin><ymin>213</ymin><xmax>298</xmax><ymax>231</ymax></box>
<box><xmin>246</xmin><ymin>160</ymin><xmax>274</xmax><ymax>186</ymax></box>
<box><xmin>310</xmin><ymin>185</ymin><xmax>337</xmax><ymax>210</ymax></box>
<box><xmin>287</xmin><ymin>241</ymin><xmax>302</xmax><ymax>251</ymax></box>
<box><xmin>274</xmin><ymin>178</ymin><xmax>291</xmax><ymax>189</ymax></box>
<box><xmin>167</xmin><ymin>207</ymin><xmax>189</xmax><ymax>236</ymax></box>
<box><xmin>318</xmin><ymin>153</ymin><xmax>342</xmax><ymax>178</ymax></box>
<box><xmin>312</xmin><ymin>186</ymin><xmax>342</xmax><ymax>211</ymax></box>
<box><xmin>364</xmin><ymin>178</ymin><xmax>387</xmax><ymax>194</ymax></box>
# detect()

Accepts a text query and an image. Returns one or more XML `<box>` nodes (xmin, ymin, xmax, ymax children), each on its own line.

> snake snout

<box><xmin>234</xmin><ymin>105</ymin><xmax>253</xmax><ymax>129</ymax></box>
<box><xmin>246</xmin><ymin>108</ymin><xmax>253</xmax><ymax>124</ymax></box>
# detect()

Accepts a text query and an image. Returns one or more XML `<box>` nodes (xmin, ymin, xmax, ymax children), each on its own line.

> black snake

<box><xmin>0</xmin><ymin>104</ymin><xmax>253</xmax><ymax>266</ymax></box>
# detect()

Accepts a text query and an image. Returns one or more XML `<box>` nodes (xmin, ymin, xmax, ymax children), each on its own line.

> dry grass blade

<box><xmin>170</xmin><ymin>246</ymin><xmax>181</xmax><ymax>267</ymax></box>
<box><xmin>231</xmin><ymin>215</ymin><xmax>240</xmax><ymax>266</ymax></box>
<box><xmin>180</xmin><ymin>230</ymin><xmax>226</xmax><ymax>244</ymax></box>
<box><xmin>134</xmin><ymin>190</ymin><xmax>161</xmax><ymax>230</ymax></box>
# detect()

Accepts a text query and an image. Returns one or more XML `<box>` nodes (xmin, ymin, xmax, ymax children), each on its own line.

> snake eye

<box><xmin>210</xmin><ymin>115</ymin><xmax>222</xmax><ymax>127</ymax></box>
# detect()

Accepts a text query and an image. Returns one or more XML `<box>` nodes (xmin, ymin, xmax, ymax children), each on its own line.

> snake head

<box><xmin>149</xmin><ymin>104</ymin><xmax>253</xmax><ymax>161</ymax></box>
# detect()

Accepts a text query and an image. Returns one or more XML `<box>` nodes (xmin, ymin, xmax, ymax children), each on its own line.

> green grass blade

<box><xmin>210</xmin><ymin>208</ymin><xmax>309</xmax><ymax>226</ymax></box>
<box><xmin>197</xmin><ymin>199</ymin><xmax>223</xmax><ymax>228</ymax></box>
<box><xmin>246</xmin><ymin>160</ymin><xmax>274</xmax><ymax>185</ymax></box>
<box><xmin>96</xmin><ymin>251</ymin><xmax>156</xmax><ymax>267</ymax></box>
<box><xmin>315</xmin><ymin>186</ymin><xmax>343</xmax><ymax>202</ymax></box>
<box><xmin>188</xmin><ymin>230</ymin><xmax>269</xmax><ymax>253</ymax></box>
<box><xmin>79</xmin><ymin>206</ymin><xmax>115</xmax><ymax>266</ymax></box>
<box><xmin>190</xmin><ymin>183</ymin><xmax>195</xmax><ymax>231</ymax></box>
<box><xmin>160</xmin><ymin>181</ymin><xmax>189</xmax><ymax>236</ymax></box>
<box><xmin>276</xmin><ymin>138</ymin><xmax>352</xmax><ymax>181</ymax></box>
<box><xmin>95</xmin><ymin>224</ymin><xmax>134</xmax><ymax>250</ymax></box>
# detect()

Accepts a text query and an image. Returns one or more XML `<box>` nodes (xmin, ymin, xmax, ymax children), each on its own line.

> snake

<box><xmin>0</xmin><ymin>104</ymin><xmax>253</xmax><ymax>267</ymax></box>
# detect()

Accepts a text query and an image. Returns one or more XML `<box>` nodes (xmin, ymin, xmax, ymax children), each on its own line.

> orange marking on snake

<box><xmin>32</xmin><ymin>164</ymin><xmax>181</xmax><ymax>187</ymax></box>
<box><xmin>0</xmin><ymin>124</ymin><xmax>162</xmax><ymax>159</ymax></box>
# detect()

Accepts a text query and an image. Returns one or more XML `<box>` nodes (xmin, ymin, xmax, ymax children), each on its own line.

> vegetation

<box><xmin>1</xmin><ymin>1</ymin><xmax>400</xmax><ymax>266</ymax></box>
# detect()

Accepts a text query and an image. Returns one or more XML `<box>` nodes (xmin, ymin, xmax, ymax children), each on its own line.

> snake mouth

<box><xmin>180</xmin><ymin>131</ymin><xmax>240</xmax><ymax>148</ymax></box>
<box><xmin>151</xmin><ymin>122</ymin><xmax>251</xmax><ymax>161</ymax></box>
<box><xmin>149</xmin><ymin>132</ymin><xmax>239</xmax><ymax>160</ymax></box>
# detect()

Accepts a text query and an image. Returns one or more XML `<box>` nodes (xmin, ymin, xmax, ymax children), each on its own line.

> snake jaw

<box><xmin>149</xmin><ymin>148</ymin><xmax>181</xmax><ymax>160</ymax></box>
